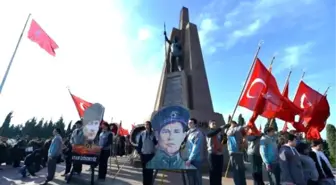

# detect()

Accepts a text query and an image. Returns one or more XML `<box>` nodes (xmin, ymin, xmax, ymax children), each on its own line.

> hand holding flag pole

<box><xmin>224</xmin><ymin>41</ymin><xmax>263</xmax><ymax>179</ymax></box>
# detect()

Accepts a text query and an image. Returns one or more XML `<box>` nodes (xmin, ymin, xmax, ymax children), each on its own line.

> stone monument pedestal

<box><xmin>151</xmin><ymin>6</ymin><xmax>229</xmax><ymax>172</ymax></box>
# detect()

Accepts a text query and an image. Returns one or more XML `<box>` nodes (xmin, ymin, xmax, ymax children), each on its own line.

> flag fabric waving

<box><xmin>239</xmin><ymin>58</ymin><xmax>300</xmax><ymax>122</ymax></box>
<box><xmin>118</xmin><ymin>122</ymin><xmax>129</xmax><ymax>136</ymax></box>
<box><xmin>28</xmin><ymin>19</ymin><xmax>59</xmax><ymax>56</ymax></box>
<box><xmin>70</xmin><ymin>93</ymin><xmax>93</xmax><ymax>118</ymax></box>
<box><xmin>292</xmin><ymin>81</ymin><xmax>330</xmax><ymax>139</ymax></box>
<box><xmin>280</xmin><ymin>73</ymin><xmax>290</xmax><ymax>132</ymax></box>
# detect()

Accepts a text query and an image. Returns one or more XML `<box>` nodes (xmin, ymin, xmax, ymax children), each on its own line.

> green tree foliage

<box><xmin>238</xmin><ymin>114</ymin><xmax>246</xmax><ymax>126</ymax></box>
<box><xmin>264</xmin><ymin>118</ymin><xmax>278</xmax><ymax>132</ymax></box>
<box><xmin>326</xmin><ymin>124</ymin><xmax>336</xmax><ymax>167</ymax></box>
<box><xmin>0</xmin><ymin>111</ymin><xmax>72</xmax><ymax>139</ymax></box>
<box><xmin>0</xmin><ymin>111</ymin><xmax>13</xmax><ymax>137</ymax></box>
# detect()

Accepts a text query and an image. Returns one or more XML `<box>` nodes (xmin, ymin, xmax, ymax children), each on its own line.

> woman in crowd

<box><xmin>136</xmin><ymin>121</ymin><xmax>157</xmax><ymax>185</ymax></box>
<box><xmin>296</xmin><ymin>142</ymin><xmax>319</xmax><ymax>185</ymax></box>
<box><xmin>97</xmin><ymin>122</ymin><xmax>113</xmax><ymax>181</ymax></box>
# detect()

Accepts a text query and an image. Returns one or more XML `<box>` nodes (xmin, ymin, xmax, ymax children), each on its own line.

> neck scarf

<box><xmin>312</xmin><ymin>148</ymin><xmax>332</xmax><ymax>176</ymax></box>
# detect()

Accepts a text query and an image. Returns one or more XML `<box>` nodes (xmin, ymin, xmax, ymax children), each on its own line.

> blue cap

<box><xmin>151</xmin><ymin>105</ymin><xmax>190</xmax><ymax>131</ymax></box>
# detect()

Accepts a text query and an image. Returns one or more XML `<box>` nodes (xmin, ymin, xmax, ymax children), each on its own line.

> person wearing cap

<box><xmin>70</xmin><ymin>120</ymin><xmax>84</xmax><ymax>175</ymax></box>
<box><xmin>185</xmin><ymin>118</ymin><xmax>205</xmax><ymax>185</ymax></box>
<box><xmin>136</xmin><ymin>121</ymin><xmax>158</xmax><ymax>185</ymax></box>
<box><xmin>227</xmin><ymin>120</ymin><xmax>247</xmax><ymax>185</ymax></box>
<box><xmin>146</xmin><ymin>107</ymin><xmax>190</xmax><ymax>169</ymax></box>
<box><xmin>260</xmin><ymin>127</ymin><xmax>280</xmax><ymax>185</ymax></box>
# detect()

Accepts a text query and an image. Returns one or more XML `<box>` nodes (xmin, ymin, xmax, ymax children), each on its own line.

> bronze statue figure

<box><xmin>164</xmin><ymin>31</ymin><xmax>183</xmax><ymax>72</ymax></box>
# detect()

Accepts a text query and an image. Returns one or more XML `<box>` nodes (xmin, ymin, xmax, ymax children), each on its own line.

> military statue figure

<box><xmin>164</xmin><ymin>31</ymin><xmax>183</xmax><ymax>72</ymax></box>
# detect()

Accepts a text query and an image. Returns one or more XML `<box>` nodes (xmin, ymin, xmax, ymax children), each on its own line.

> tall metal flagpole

<box><xmin>224</xmin><ymin>41</ymin><xmax>263</xmax><ymax>179</ymax></box>
<box><xmin>0</xmin><ymin>13</ymin><xmax>31</xmax><ymax>94</ymax></box>
<box><xmin>228</xmin><ymin>41</ymin><xmax>264</xmax><ymax>122</ymax></box>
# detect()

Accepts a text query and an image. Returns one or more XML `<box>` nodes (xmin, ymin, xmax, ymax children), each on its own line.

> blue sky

<box><xmin>125</xmin><ymin>0</ymin><xmax>336</xmax><ymax>135</ymax></box>
<box><xmin>0</xmin><ymin>0</ymin><xmax>334</xmax><ymax>137</ymax></box>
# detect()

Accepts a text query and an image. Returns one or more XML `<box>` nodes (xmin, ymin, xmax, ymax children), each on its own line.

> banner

<box><xmin>147</xmin><ymin>105</ymin><xmax>195</xmax><ymax>170</ymax></box>
<box><xmin>72</xmin><ymin>103</ymin><xmax>104</xmax><ymax>165</ymax></box>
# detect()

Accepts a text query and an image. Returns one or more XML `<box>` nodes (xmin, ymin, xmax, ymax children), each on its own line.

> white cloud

<box><xmin>0</xmin><ymin>0</ymin><xmax>162</xmax><ymax>131</ymax></box>
<box><xmin>198</xmin><ymin>18</ymin><xmax>220</xmax><ymax>52</ymax></box>
<box><xmin>199</xmin><ymin>0</ymin><xmax>325</xmax><ymax>49</ymax></box>
<box><xmin>275</xmin><ymin>42</ymin><xmax>313</xmax><ymax>73</ymax></box>
<box><xmin>137</xmin><ymin>28</ymin><xmax>151</xmax><ymax>41</ymax></box>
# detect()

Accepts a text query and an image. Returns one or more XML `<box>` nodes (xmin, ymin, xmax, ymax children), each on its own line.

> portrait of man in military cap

<box><xmin>146</xmin><ymin>105</ymin><xmax>195</xmax><ymax>170</ymax></box>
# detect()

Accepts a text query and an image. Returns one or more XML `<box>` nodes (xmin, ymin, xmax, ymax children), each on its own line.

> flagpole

<box><xmin>67</xmin><ymin>86</ymin><xmax>81</xmax><ymax>119</ymax></box>
<box><xmin>0</xmin><ymin>14</ymin><xmax>31</xmax><ymax>94</ymax></box>
<box><xmin>279</xmin><ymin>70</ymin><xmax>292</xmax><ymax>131</ymax></box>
<box><xmin>323</xmin><ymin>86</ymin><xmax>330</xmax><ymax>96</ymax></box>
<box><xmin>229</xmin><ymin>41</ymin><xmax>264</xmax><ymax>122</ymax></box>
<box><xmin>265</xmin><ymin>55</ymin><xmax>277</xmax><ymax>128</ymax></box>
<box><xmin>291</xmin><ymin>70</ymin><xmax>305</xmax><ymax>102</ymax></box>
<box><xmin>224</xmin><ymin>41</ymin><xmax>263</xmax><ymax>179</ymax></box>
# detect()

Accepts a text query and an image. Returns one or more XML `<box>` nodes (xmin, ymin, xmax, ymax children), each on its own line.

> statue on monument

<box><xmin>164</xmin><ymin>31</ymin><xmax>183</xmax><ymax>73</ymax></box>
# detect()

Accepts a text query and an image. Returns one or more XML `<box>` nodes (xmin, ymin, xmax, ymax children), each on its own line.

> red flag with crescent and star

<box><xmin>28</xmin><ymin>19</ymin><xmax>59</xmax><ymax>56</ymax></box>
<box><xmin>239</xmin><ymin>58</ymin><xmax>299</xmax><ymax>120</ymax></box>
<box><xmin>70</xmin><ymin>93</ymin><xmax>93</xmax><ymax>118</ymax></box>
<box><xmin>293</xmin><ymin>81</ymin><xmax>330</xmax><ymax>139</ymax></box>
<box><xmin>240</xmin><ymin>58</ymin><xmax>301</xmax><ymax>135</ymax></box>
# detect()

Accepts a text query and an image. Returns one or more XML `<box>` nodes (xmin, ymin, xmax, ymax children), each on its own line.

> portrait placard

<box><xmin>71</xmin><ymin>103</ymin><xmax>104</xmax><ymax>165</ymax></box>
<box><xmin>146</xmin><ymin>105</ymin><xmax>195</xmax><ymax>170</ymax></box>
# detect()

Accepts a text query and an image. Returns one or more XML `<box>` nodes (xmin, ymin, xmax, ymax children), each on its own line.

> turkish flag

<box><xmin>292</xmin><ymin>81</ymin><xmax>330</xmax><ymax>139</ymax></box>
<box><xmin>28</xmin><ymin>20</ymin><xmax>59</xmax><ymax>56</ymax></box>
<box><xmin>293</xmin><ymin>81</ymin><xmax>322</xmax><ymax>109</ymax></box>
<box><xmin>239</xmin><ymin>58</ymin><xmax>300</xmax><ymax>121</ymax></box>
<box><xmin>70</xmin><ymin>93</ymin><xmax>93</xmax><ymax>118</ymax></box>
<box><xmin>117</xmin><ymin>122</ymin><xmax>129</xmax><ymax>136</ymax></box>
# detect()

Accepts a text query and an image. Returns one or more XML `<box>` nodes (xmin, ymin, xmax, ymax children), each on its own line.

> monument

<box><xmin>152</xmin><ymin>7</ymin><xmax>228</xmax><ymax>170</ymax></box>
<box><xmin>153</xmin><ymin>7</ymin><xmax>225</xmax><ymax>132</ymax></box>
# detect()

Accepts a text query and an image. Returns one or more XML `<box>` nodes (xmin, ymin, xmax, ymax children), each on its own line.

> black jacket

<box><xmin>309</xmin><ymin>151</ymin><xmax>334</xmax><ymax>180</ymax></box>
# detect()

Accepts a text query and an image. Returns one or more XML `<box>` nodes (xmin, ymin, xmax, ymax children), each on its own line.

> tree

<box><xmin>237</xmin><ymin>114</ymin><xmax>246</xmax><ymax>126</ymax></box>
<box><xmin>54</xmin><ymin>117</ymin><xmax>65</xmax><ymax>137</ymax></box>
<box><xmin>326</xmin><ymin>124</ymin><xmax>336</xmax><ymax>167</ymax></box>
<box><xmin>66</xmin><ymin>121</ymin><xmax>73</xmax><ymax>136</ymax></box>
<box><xmin>0</xmin><ymin>111</ymin><xmax>13</xmax><ymax>137</ymax></box>
<box><xmin>0</xmin><ymin>111</ymin><xmax>79</xmax><ymax>139</ymax></box>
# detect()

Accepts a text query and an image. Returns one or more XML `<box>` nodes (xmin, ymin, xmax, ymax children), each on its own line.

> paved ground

<box><xmin>11</xmin><ymin>156</ymin><xmax>336</xmax><ymax>185</ymax></box>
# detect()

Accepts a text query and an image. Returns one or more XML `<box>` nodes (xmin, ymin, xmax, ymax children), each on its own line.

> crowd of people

<box><xmin>135</xmin><ymin>119</ymin><xmax>335</xmax><ymax>185</ymax></box>
<box><xmin>0</xmin><ymin>118</ymin><xmax>335</xmax><ymax>185</ymax></box>
<box><xmin>0</xmin><ymin>120</ymin><xmax>133</xmax><ymax>185</ymax></box>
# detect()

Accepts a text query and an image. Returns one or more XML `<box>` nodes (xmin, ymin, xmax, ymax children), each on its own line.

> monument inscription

<box><xmin>163</xmin><ymin>75</ymin><xmax>183</xmax><ymax>107</ymax></box>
